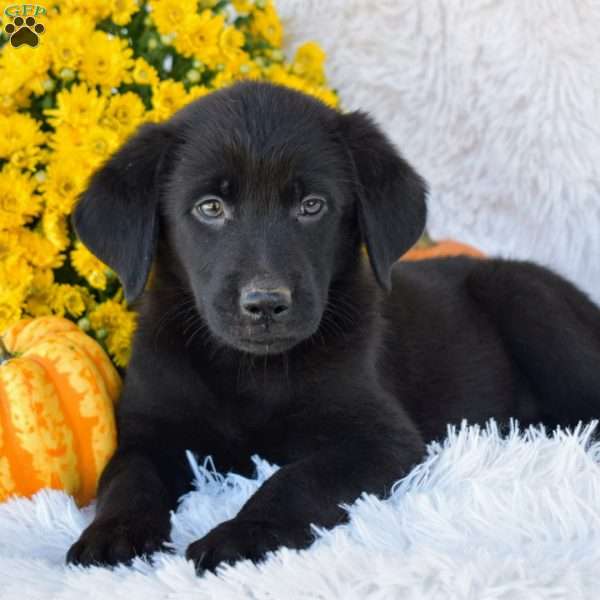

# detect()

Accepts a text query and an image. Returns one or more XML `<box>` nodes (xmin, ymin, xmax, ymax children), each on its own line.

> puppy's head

<box><xmin>74</xmin><ymin>82</ymin><xmax>426</xmax><ymax>355</ymax></box>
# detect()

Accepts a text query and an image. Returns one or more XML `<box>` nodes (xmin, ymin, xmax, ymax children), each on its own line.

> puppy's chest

<box><xmin>212</xmin><ymin>371</ymin><xmax>304</xmax><ymax>464</ymax></box>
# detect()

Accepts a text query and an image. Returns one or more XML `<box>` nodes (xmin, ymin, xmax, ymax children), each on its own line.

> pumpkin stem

<box><xmin>0</xmin><ymin>336</ymin><xmax>12</xmax><ymax>365</ymax></box>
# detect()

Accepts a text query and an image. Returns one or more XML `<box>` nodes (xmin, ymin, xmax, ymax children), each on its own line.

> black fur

<box><xmin>66</xmin><ymin>82</ymin><xmax>600</xmax><ymax>573</ymax></box>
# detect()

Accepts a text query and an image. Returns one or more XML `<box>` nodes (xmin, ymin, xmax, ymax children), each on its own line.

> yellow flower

<box><xmin>150</xmin><ymin>80</ymin><xmax>189</xmax><ymax>121</ymax></box>
<box><xmin>212</xmin><ymin>54</ymin><xmax>261</xmax><ymax>87</ymax></box>
<box><xmin>46</xmin><ymin>84</ymin><xmax>107</xmax><ymax>130</ymax></box>
<box><xmin>89</xmin><ymin>299</ymin><xmax>137</xmax><ymax>366</ymax></box>
<box><xmin>0</xmin><ymin>113</ymin><xmax>45</xmax><ymax>161</ymax></box>
<box><xmin>71</xmin><ymin>242</ymin><xmax>111</xmax><ymax>290</ymax></box>
<box><xmin>9</xmin><ymin>146</ymin><xmax>45</xmax><ymax>172</ymax></box>
<box><xmin>250</xmin><ymin>0</ymin><xmax>282</xmax><ymax>47</ymax></box>
<box><xmin>219</xmin><ymin>26</ymin><xmax>246</xmax><ymax>61</ymax></box>
<box><xmin>41</xmin><ymin>210</ymin><xmax>70</xmax><ymax>251</ymax></box>
<box><xmin>18</xmin><ymin>229</ymin><xmax>64</xmax><ymax>270</ymax></box>
<box><xmin>42</xmin><ymin>157</ymin><xmax>88</xmax><ymax>215</ymax></box>
<box><xmin>54</xmin><ymin>0</ymin><xmax>111</xmax><ymax>21</ymax></box>
<box><xmin>174</xmin><ymin>11</ymin><xmax>225</xmax><ymax>66</ymax></box>
<box><xmin>80</xmin><ymin>125</ymin><xmax>121</xmax><ymax>171</ymax></box>
<box><xmin>79</xmin><ymin>32</ymin><xmax>134</xmax><ymax>90</ymax></box>
<box><xmin>187</xmin><ymin>85</ymin><xmax>210</xmax><ymax>102</ymax></box>
<box><xmin>0</xmin><ymin>230</ymin><xmax>21</xmax><ymax>263</ymax></box>
<box><xmin>110</xmin><ymin>0</ymin><xmax>139</xmax><ymax>25</ymax></box>
<box><xmin>51</xmin><ymin>284</ymin><xmax>87</xmax><ymax>318</ymax></box>
<box><xmin>132</xmin><ymin>57</ymin><xmax>159</xmax><ymax>87</ymax></box>
<box><xmin>291</xmin><ymin>42</ymin><xmax>326</xmax><ymax>85</ymax></box>
<box><xmin>46</xmin><ymin>13</ymin><xmax>95</xmax><ymax>73</ymax></box>
<box><xmin>102</xmin><ymin>92</ymin><xmax>146</xmax><ymax>139</ymax></box>
<box><xmin>23</xmin><ymin>269</ymin><xmax>54</xmax><ymax>318</ymax></box>
<box><xmin>0</xmin><ymin>253</ymin><xmax>32</xmax><ymax>304</ymax></box>
<box><xmin>232</xmin><ymin>0</ymin><xmax>254</xmax><ymax>14</ymax></box>
<box><xmin>151</xmin><ymin>0</ymin><xmax>197</xmax><ymax>36</ymax></box>
<box><xmin>0</xmin><ymin>167</ymin><xmax>40</xmax><ymax>230</ymax></box>
<box><xmin>266</xmin><ymin>65</ymin><xmax>338</xmax><ymax>108</ymax></box>
<box><xmin>0</xmin><ymin>294</ymin><xmax>22</xmax><ymax>333</ymax></box>
<box><xmin>0</xmin><ymin>45</ymin><xmax>51</xmax><ymax>98</ymax></box>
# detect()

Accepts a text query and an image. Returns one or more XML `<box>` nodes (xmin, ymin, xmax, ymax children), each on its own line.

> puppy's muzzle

<box><xmin>240</xmin><ymin>284</ymin><xmax>292</xmax><ymax>322</ymax></box>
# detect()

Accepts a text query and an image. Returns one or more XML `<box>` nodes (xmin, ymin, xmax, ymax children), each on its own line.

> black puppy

<box><xmin>67</xmin><ymin>81</ymin><xmax>600</xmax><ymax>573</ymax></box>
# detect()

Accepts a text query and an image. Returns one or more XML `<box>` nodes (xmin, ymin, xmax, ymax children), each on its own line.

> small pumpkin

<box><xmin>402</xmin><ymin>239</ymin><xmax>485</xmax><ymax>261</ymax></box>
<box><xmin>0</xmin><ymin>316</ymin><xmax>121</xmax><ymax>505</ymax></box>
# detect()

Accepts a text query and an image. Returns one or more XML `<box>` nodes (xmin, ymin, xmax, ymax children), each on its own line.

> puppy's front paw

<box><xmin>186</xmin><ymin>518</ymin><xmax>311</xmax><ymax>574</ymax></box>
<box><xmin>66</xmin><ymin>513</ymin><xmax>171</xmax><ymax>567</ymax></box>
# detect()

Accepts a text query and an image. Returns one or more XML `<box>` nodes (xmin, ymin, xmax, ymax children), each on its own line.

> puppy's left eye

<box><xmin>299</xmin><ymin>195</ymin><xmax>326</xmax><ymax>218</ymax></box>
<box><xmin>193</xmin><ymin>196</ymin><xmax>224</xmax><ymax>220</ymax></box>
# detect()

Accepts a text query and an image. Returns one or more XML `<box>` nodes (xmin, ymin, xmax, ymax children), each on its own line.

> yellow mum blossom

<box><xmin>132</xmin><ymin>57</ymin><xmax>159</xmax><ymax>87</ymax></box>
<box><xmin>232</xmin><ymin>0</ymin><xmax>254</xmax><ymax>14</ymax></box>
<box><xmin>187</xmin><ymin>85</ymin><xmax>210</xmax><ymax>102</ymax></box>
<box><xmin>174</xmin><ymin>11</ymin><xmax>225</xmax><ymax>67</ymax></box>
<box><xmin>0</xmin><ymin>167</ymin><xmax>40</xmax><ymax>230</ymax></box>
<box><xmin>110</xmin><ymin>0</ymin><xmax>139</xmax><ymax>25</ymax></box>
<box><xmin>266</xmin><ymin>65</ymin><xmax>338</xmax><ymax>108</ymax></box>
<box><xmin>54</xmin><ymin>0</ymin><xmax>111</xmax><ymax>21</ymax></box>
<box><xmin>46</xmin><ymin>13</ymin><xmax>95</xmax><ymax>73</ymax></box>
<box><xmin>0</xmin><ymin>294</ymin><xmax>22</xmax><ymax>333</ymax></box>
<box><xmin>51</xmin><ymin>284</ymin><xmax>87</xmax><ymax>318</ymax></box>
<box><xmin>71</xmin><ymin>242</ymin><xmax>110</xmax><ymax>290</ymax></box>
<box><xmin>0</xmin><ymin>44</ymin><xmax>52</xmax><ymax>98</ymax></box>
<box><xmin>0</xmin><ymin>114</ymin><xmax>45</xmax><ymax>161</ymax></box>
<box><xmin>46</xmin><ymin>84</ymin><xmax>107</xmax><ymax>130</ymax></box>
<box><xmin>152</xmin><ymin>0</ymin><xmax>197</xmax><ymax>36</ymax></box>
<box><xmin>0</xmin><ymin>253</ymin><xmax>32</xmax><ymax>300</ymax></box>
<box><xmin>41</xmin><ymin>210</ymin><xmax>70</xmax><ymax>251</ymax></box>
<box><xmin>23</xmin><ymin>269</ymin><xmax>54</xmax><ymax>319</ymax></box>
<box><xmin>89</xmin><ymin>299</ymin><xmax>137</xmax><ymax>367</ymax></box>
<box><xmin>42</xmin><ymin>157</ymin><xmax>88</xmax><ymax>215</ymax></box>
<box><xmin>0</xmin><ymin>230</ymin><xmax>21</xmax><ymax>263</ymax></box>
<box><xmin>79</xmin><ymin>31</ymin><xmax>134</xmax><ymax>89</ymax></box>
<box><xmin>291</xmin><ymin>42</ymin><xmax>327</xmax><ymax>85</ymax></box>
<box><xmin>219</xmin><ymin>26</ymin><xmax>246</xmax><ymax>61</ymax></box>
<box><xmin>79</xmin><ymin>125</ymin><xmax>122</xmax><ymax>170</ymax></box>
<box><xmin>18</xmin><ymin>229</ymin><xmax>64</xmax><ymax>270</ymax></box>
<box><xmin>150</xmin><ymin>80</ymin><xmax>189</xmax><ymax>121</ymax></box>
<box><xmin>9</xmin><ymin>145</ymin><xmax>45</xmax><ymax>172</ymax></box>
<box><xmin>251</xmin><ymin>0</ymin><xmax>282</xmax><ymax>47</ymax></box>
<box><xmin>102</xmin><ymin>92</ymin><xmax>146</xmax><ymax>139</ymax></box>
<box><xmin>212</xmin><ymin>53</ymin><xmax>261</xmax><ymax>88</ymax></box>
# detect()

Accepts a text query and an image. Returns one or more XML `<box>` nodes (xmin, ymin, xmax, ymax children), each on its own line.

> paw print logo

<box><xmin>4</xmin><ymin>16</ymin><xmax>45</xmax><ymax>48</ymax></box>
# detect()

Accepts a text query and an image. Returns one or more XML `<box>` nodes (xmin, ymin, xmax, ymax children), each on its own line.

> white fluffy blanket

<box><xmin>1</xmin><ymin>421</ymin><xmax>600</xmax><ymax>599</ymax></box>
<box><xmin>277</xmin><ymin>0</ymin><xmax>600</xmax><ymax>305</ymax></box>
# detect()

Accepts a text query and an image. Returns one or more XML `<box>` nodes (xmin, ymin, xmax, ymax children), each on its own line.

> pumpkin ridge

<box><xmin>9</xmin><ymin>357</ymin><xmax>79</xmax><ymax>495</ymax></box>
<box><xmin>0</xmin><ymin>366</ymin><xmax>39</xmax><ymax>498</ymax></box>
<box><xmin>58</xmin><ymin>332</ymin><xmax>121</xmax><ymax>404</ymax></box>
<box><xmin>9</xmin><ymin>318</ymin><xmax>80</xmax><ymax>354</ymax></box>
<box><xmin>23</xmin><ymin>351</ymin><xmax>96</xmax><ymax>504</ymax></box>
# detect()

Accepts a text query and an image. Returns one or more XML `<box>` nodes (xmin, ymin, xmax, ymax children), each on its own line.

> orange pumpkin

<box><xmin>402</xmin><ymin>239</ymin><xmax>485</xmax><ymax>261</ymax></box>
<box><xmin>0</xmin><ymin>316</ymin><xmax>121</xmax><ymax>505</ymax></box>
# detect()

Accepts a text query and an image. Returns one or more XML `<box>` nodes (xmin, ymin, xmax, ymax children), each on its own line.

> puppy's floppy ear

<box><xmin>72</xmin><ymin>123</ymin><xmax>176</xmax><ymax>303</ymax></box>
<box><xmin>339</xmin><ymin>111</ymin><xmax>427</xmax><ymax>290</ymax></box>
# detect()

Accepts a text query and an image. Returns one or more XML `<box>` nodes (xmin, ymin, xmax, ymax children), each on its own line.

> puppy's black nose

<box><xmin>240</xmin><ymin>286</ymin><xmax>292</xmax><ymax>321</ymax></box>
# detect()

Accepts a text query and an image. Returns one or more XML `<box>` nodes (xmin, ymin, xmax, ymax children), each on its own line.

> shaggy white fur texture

<box><xmin>1</xmin><ymin>421</ymin><xmax>599</xmax><ymax>599</ymax></box>
<box><xmin>277</xmin><ymin>0</ymin><xmax>600</xmax><ymax>304</ymax></box>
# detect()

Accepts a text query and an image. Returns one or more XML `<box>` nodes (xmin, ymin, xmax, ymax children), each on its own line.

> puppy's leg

<box><xmin>468</xmin><ymin>260</ymin><xmax>600</xmax><ymax>428</ymax></box>
<box><xmin>186</xmin><ymin>399</ymin><xmax>424</xmax><ymax>573</ymax></box>
<box><xmin>66</xmin><ymin>445</ymin><xmax>190</xmax><ymax>567</ymax></box>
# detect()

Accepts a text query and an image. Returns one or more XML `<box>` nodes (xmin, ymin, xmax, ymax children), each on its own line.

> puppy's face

<box><xmin>163</xmin><ymin>93</ymin><xmax>354</xmax><ymax>354</ymax></box>
<box><xmin>73</xmin><ymin>82</ymin><xmax>426</xmax><ymax>356</ymax></box>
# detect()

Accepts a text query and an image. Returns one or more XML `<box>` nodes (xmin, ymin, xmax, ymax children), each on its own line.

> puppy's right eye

<box><xmin>193</xmin><ymin>196</ymin><xmax>224</xmax><ymax>220</ymax></box>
